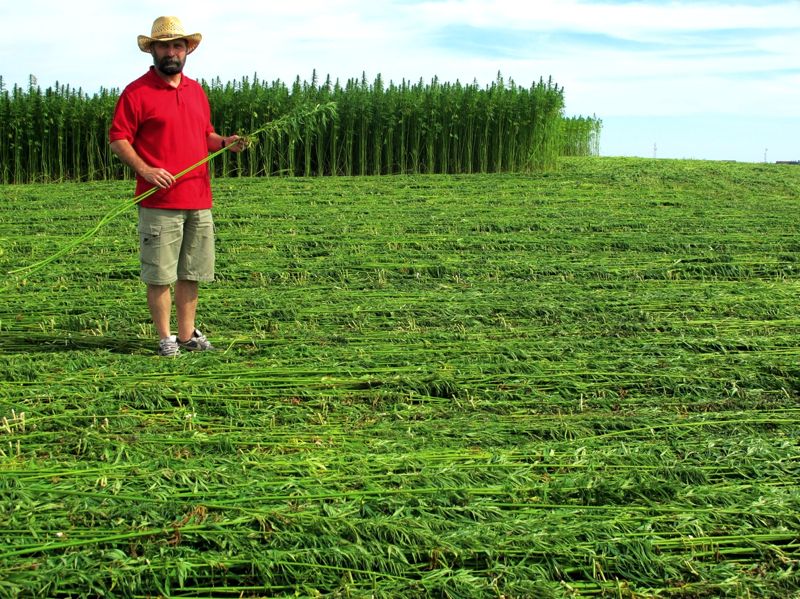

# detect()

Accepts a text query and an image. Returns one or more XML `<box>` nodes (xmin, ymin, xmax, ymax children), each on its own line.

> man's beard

<box><xmin>155</xmin><ymin>55</ymin><xmax>184</xmax><ymax>76</ymax></box>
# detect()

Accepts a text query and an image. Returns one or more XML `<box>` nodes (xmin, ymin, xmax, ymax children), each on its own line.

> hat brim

<box><xmin>138</xmin><ymin>33</ymin><xmax>202</xmax><ymax>54</ymax></box>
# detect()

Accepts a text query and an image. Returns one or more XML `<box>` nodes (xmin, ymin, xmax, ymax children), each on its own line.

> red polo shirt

<box><xmin>109</xmin><ymin>67</ymin><xmax>215</xmax><ymax>209</ymax></box>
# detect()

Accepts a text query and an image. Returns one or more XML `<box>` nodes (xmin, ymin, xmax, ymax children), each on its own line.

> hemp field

<box><xmin>1</xmin><ymin>158</ymin><xmax>799</xmax><ymax>597</ymax></box>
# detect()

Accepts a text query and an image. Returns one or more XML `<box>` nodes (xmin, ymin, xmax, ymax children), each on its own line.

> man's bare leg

<box><xmin>147</xmin><ymin>284</ymin><xmax>172</xmax><ymax>339</ymax></box>
<box><xmin>175</xmin><ymin>279</ymin><xmax>199</xmax><ymax>342</ymax></box>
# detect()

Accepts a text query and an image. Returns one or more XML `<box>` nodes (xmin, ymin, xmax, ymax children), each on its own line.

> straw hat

<box><xmin>137</xmin><ymin>16</ymin><xmax>202</xmax><ymax>54</ymax></box>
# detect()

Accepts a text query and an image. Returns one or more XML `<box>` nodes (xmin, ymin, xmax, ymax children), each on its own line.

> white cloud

<box><xmin>412</xmin><ymin>0</ymin><xmax>800</xmax><ymax>35</ymax></box>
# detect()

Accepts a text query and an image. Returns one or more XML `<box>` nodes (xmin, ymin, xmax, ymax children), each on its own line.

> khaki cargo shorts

<box><xmin>138</xmin><ymin>207</ymin><xmax>215</xmax><ymax>285</ymax></box>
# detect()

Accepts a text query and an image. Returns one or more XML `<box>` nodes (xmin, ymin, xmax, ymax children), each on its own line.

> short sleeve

<box><xmin>109</xmin><ymin>90</ymin><xmax>138</xmax><ymax>144</ymax></box>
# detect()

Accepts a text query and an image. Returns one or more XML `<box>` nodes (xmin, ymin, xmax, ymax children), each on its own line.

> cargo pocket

<box><xmin>140</xmin><ymin>223</ymin><xmax>163</xmax><ymax>249</ymax></box>
<box><xmin>139</xmin><ymin>223</ymin><xmax>164</xmax><ymax>281</ymax></box>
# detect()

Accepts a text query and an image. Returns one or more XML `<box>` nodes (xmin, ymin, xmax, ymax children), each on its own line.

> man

<box><xmin>109</xmin><ymin>16</ymin><xmax>242</xmax><ymax>357</ymax></box>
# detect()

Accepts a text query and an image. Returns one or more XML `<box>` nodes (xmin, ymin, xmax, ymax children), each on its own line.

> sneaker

<box><xmin>158</xmin><ymin>335</ymin><xmax>180</xmax><ymax>357</ymax></box>
<box><xmin>178</xmin><ymin>329</ymin><xmax>216</xmax><ymax>352</ymax></box>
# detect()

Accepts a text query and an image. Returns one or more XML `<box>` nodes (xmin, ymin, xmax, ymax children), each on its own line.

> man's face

<box><xmin>151</xmin><ymin>40</ymin><xmax>188</xmax><ymax>76</ymax></box>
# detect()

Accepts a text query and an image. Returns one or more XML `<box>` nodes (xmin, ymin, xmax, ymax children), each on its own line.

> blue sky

<box><xmin>1</xmin><ymin>0</ymin><xmax>798</xmax><ymax>162</ymax></box>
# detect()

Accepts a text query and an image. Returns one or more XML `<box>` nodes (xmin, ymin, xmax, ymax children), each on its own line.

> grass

<box><xmin>0</xmin><ymin>157</ymin><xmax>799</xmax><ymax>597</ymax></box>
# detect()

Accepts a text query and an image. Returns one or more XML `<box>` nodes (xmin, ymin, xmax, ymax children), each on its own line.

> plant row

<box><xmin>0</xmin><ymin>73</ymin><xmax>601</xmax><ymax>183</ymax></box>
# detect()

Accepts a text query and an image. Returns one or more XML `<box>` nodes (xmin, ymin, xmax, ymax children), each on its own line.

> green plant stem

<box><xmin>6</xmin><ymin>103</ymin><xmax>336</xmax><ymax>280</ymax></box>
<box><xmin>6</xmin><ymin>149</ymin><xmax>227</xmax><ymax>278</ymax></box>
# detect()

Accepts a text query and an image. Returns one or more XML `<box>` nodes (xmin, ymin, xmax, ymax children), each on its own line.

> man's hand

<box><xmin>222</xmin><ymin>135</ymin><xmax>246</xmax><ymax>153</ymax></box>
<box><xmin>139</xmin><ymin>166</ymin><xmax>176</xmax><ymax>189</ymax></box>
<box><xmin>110</xmin><ymin>139</ymin><xmax>174</xmax><ymax>188</ymax></box>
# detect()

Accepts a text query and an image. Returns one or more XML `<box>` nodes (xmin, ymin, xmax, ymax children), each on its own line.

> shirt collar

<box><xmin>147</xmin><ymin>66</ymin><xmax>187</xmax><ymax>90</ymax></box>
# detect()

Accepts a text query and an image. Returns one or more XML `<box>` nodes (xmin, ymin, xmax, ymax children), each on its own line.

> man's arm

<box><xmin>207</xmin><ymin>133</ymin><xmax>245</xmax><ymax>153</ymax></box>
<box><xmin>109</xmin><ymin>139</ymin><xmax>175</xmax><ymax>189</ymax></box>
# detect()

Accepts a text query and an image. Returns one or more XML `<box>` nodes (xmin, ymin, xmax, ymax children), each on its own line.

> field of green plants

<box><xmin>0</xmin><ymin>73</ymin><xmax>600</xmax><ymax>184</ymax></box>
<box><xmin>1</xmin><ymin>157</ymin><xmax>799</xmax><ymax>597</ymax></box>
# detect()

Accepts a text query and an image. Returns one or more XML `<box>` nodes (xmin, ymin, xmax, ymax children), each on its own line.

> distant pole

<box><xmin>764</xmin><ymin>148</ymin><xmax>768</xmax><ymax>163</ymax></box>
<box><xmin>653</xmin><ymin>143</ymin><xmax>657</xmax><ymax>159</ymax></box>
